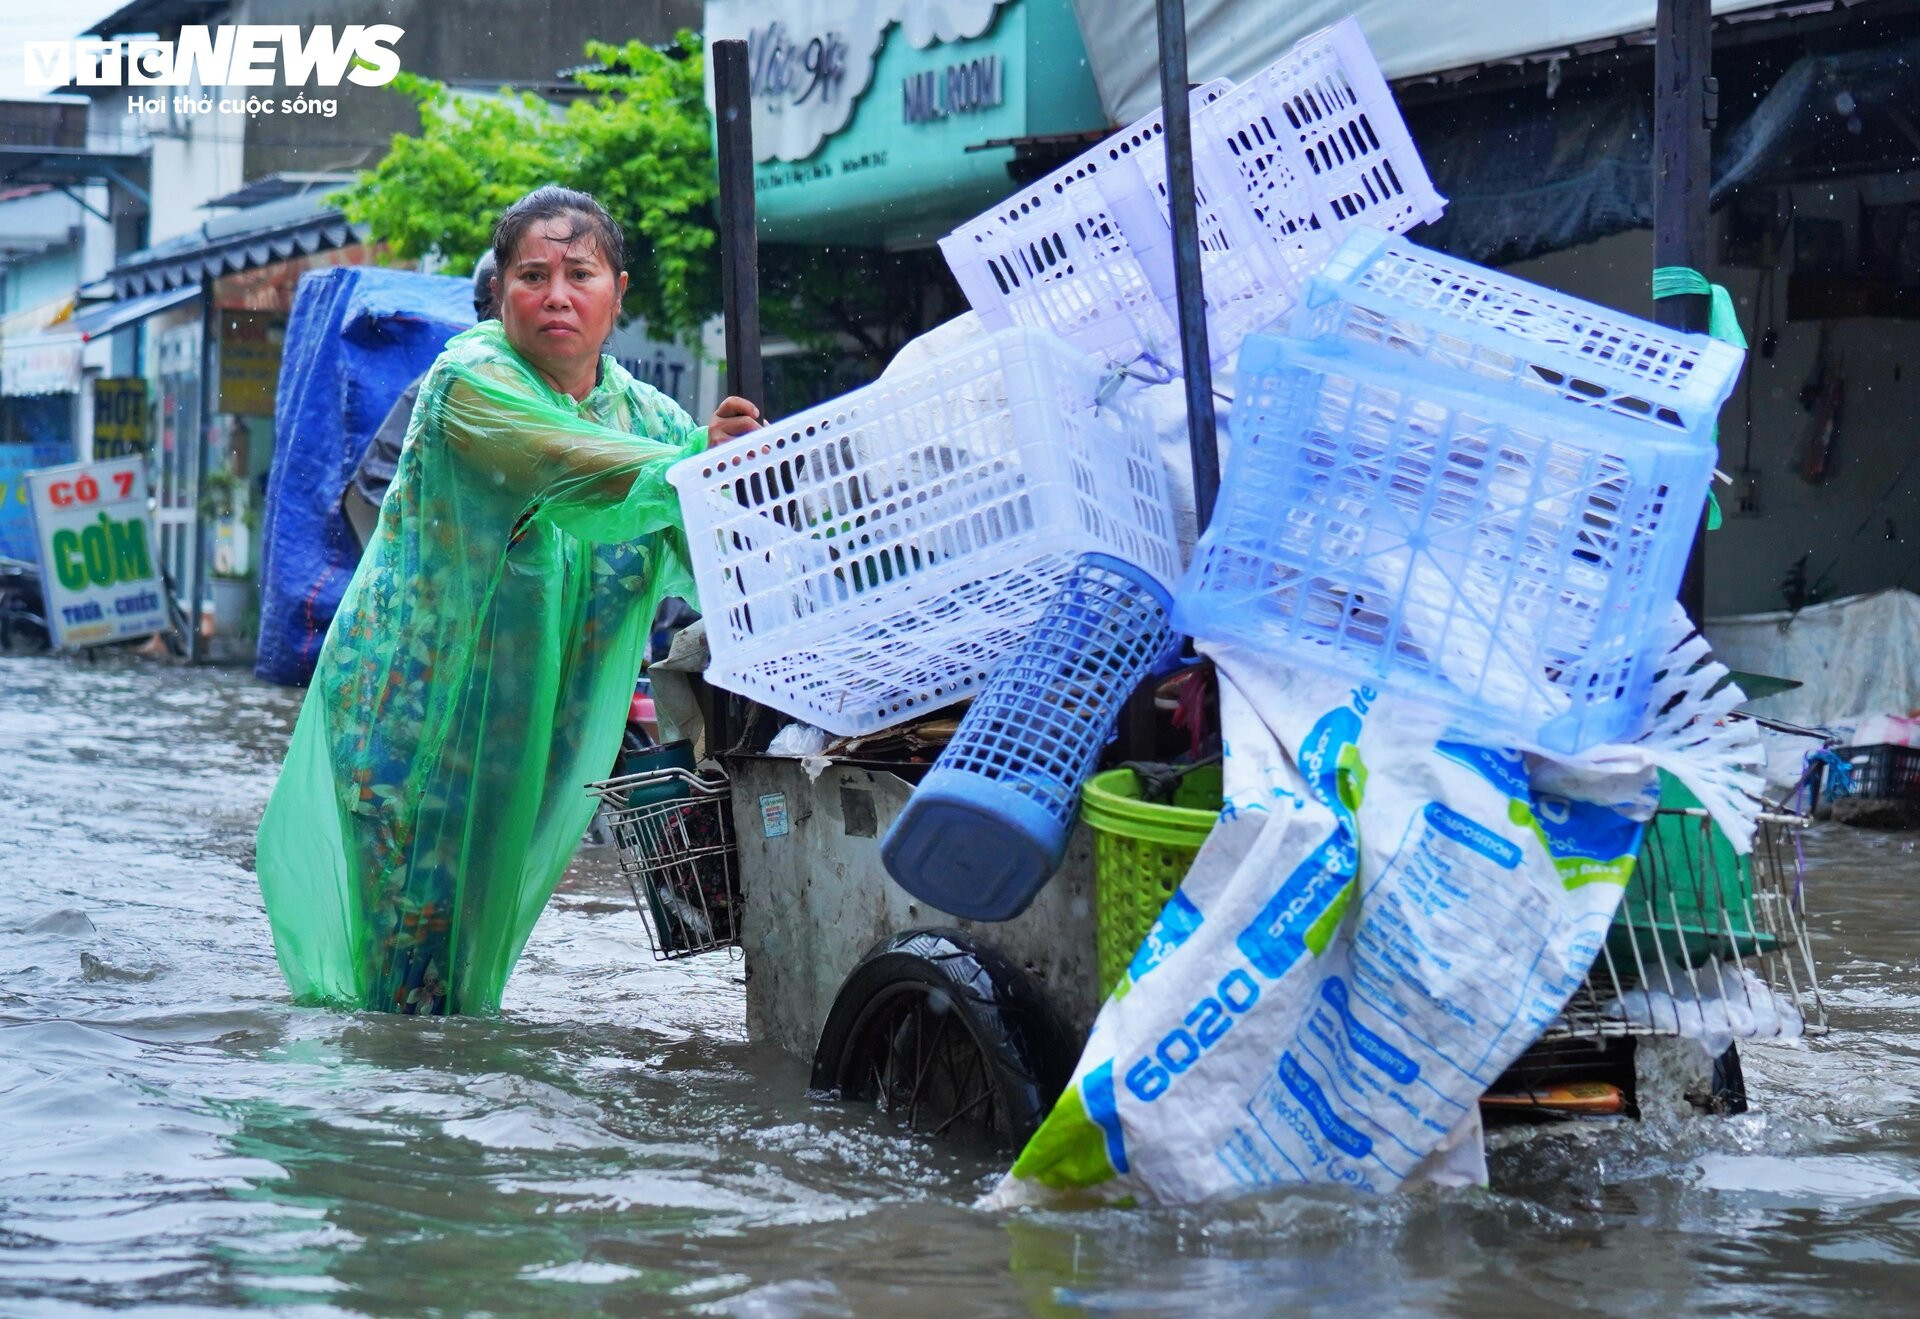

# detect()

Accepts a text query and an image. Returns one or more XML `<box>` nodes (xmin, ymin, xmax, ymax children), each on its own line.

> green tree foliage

<box><xmin>339</xmin><ymin>32</ymin><xmax>717</xmax><ymax>342</ymax></box>
<box><xmin>341</xmin><ymin>31</ymin><xmax>960</xmax><ymax>388</ymax></box>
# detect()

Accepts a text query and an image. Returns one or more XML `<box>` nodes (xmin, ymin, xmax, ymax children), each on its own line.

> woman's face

<box><xmin>497</xmin><ymin>215</ymin><xmax>628</xmax><ymax>393</ymax></box>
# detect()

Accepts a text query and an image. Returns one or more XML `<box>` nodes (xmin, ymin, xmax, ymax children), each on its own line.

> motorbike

<box><xmin>0</xmin><ymin>557</ymin><xmax>50</xmax><ymax>652</ymax></box>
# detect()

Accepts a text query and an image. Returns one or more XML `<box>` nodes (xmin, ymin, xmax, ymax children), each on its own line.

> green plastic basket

<box><xmin>1082</xmin><ymin>765</ymin><xmax>1223</xmax><ymax>992</ymax></box>
<box><xmin>1607</xmin><ymin>770</ymin><xmax>1777</xmax><ymax>967</ymax></box>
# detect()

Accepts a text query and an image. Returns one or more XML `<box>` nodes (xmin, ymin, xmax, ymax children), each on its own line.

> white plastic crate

<box><xmin>1175</xmin><ymin>335</ymin><xmax>1717</xmax><ymax>754</ymax></box>
<box><xmin>668</xmin><ymin>328</ymin><xmax>1180</xmax><ymax>737</ymax></box>
<box><xmin>1297</xmin><ymin>228</ymin><xmax>1748</xmax><ymax>442</ymax></box>
<box><xmin>1185</xmin><ymin>18</ymin><xmax>1446</xmax><ymax>354</ymax></box>
<box><xmin>938</xmin><ymin>80</ymin><xmax>1235</xmax><ymax>368</ymax></box>
<box><xmin>941</xmin><ymin>19</ymin><xmax>1445</xmax><ymax>372</ymax></box>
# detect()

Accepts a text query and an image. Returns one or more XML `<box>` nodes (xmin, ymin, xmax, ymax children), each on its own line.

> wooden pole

<box><xmin>1656</xmin><ymin>4</ymin><xmax>1746</xmax><ymax>1113</ymax></box>
<box><xmin>712</xmin><ymin>38</ymin><xmax>763</xmax><ymax>408</ymax></box>
<box><xmin>1653</xmin><ymin>0</ymin><xmax>1715</xmax><ymax>624</ymax></box>
<box><xmin>1153</xmin><ymin>0</ymin><xmax>1221</xmax><ymax>533</ymax></box>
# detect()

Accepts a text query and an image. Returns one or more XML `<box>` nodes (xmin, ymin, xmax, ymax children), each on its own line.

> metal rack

<box><xmin>1548</xmin><ymin>809</ymin><xmax>1828</xmax><ymax>1042</ymax></box>
<box><xmin>586</xmin><ymin>767</ymin><xmax>741</xmax><ymax>960</ymax></box>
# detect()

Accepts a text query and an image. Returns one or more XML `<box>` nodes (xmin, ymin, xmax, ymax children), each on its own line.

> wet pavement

<box><xmin>2</xmin><ymin>651</ymin><xmax>1918</xmax><ymax>1316</ymax></box>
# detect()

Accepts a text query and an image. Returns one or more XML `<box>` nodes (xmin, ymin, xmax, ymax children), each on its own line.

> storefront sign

<box><xmin>26</xmin><ymin>458</ymin><xmax>169</xmax><ymax>647</ymax></box>
<box><xmin>748</xmin><ymin>21</ymin><xmax>852</xmax><ymax>115</ymax></box>
<box><xmin>901</xmin><ymin>53</ymin><xmax>1004</xmax><ymax>122</ymax></box>
<box><xmin>1</xmin><ymin>339</ymin><xmax>83</xmax><ymax>397</ymax></box>
<box><xmin>92</xmin><ymin>378</ymin><xmax>150</xmax><ymax>457</ymax></box>
<box><xmin>218</xmin><ymin>312</ymin><xmax>284</xmax><ymax>417</ymax></box>
<box><xmin>708</xmin><ymin>0</ymin><xmax>1104</xmax><ymax>246</ymax></box>
<box><xmin>710</xmin><ymin>0</ymin><xmax>1015</xmax><ymax>162</ymax></box>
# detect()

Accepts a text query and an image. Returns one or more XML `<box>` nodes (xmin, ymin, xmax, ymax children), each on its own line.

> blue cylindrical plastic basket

<box><xmin>881</xmin><ymin>553</ymin><xmax>1174</xmax><ymax>922</ymax></box>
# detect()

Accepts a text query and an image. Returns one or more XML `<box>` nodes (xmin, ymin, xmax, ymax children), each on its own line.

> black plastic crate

<box><xmin>1836</xmin><ymin>743</ymin><xmax>1920</xmax><ymax>801</ymax></box>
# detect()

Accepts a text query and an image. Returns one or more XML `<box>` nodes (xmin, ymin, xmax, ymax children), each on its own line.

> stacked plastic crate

<box><xmin>668</xmin><ymin>20</ymin><xmax>1463</xmax><ymax>917</ymax></box>
<box><xmin>940</xmin><ymin>18</ymin><xmax>1445</xmax><ymax>371</ymax></box>
<box><xmin>666</xmin><ymin>327</ymin><xmax>1181</xmax><ymax>738</ymax></box>
<box><xmin>671</xmin><ymin>19</ymin><xmax>1444</xmax><ymax>739</ymax></box>
<box><xmin>1175</xmin><ymin>229</ymin><xmax>1748</xmax><ymax>752</ymax></box>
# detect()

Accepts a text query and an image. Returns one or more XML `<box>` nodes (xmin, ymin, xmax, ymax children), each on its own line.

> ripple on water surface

<box><xmin>2</xmin><ymin>653</ymin><xmax>1919</xmax><ymax>1317</ymax></box>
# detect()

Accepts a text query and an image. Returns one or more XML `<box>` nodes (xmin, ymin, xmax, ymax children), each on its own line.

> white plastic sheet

<box><xmin>1706</xmin><ymin>588</ymin><xmax>1920</xmax><ymax>730</ymax></box>
<box><xmin>1073</xmin><ymin>1</ymin><xmax>1782</xmax><ymax>124</ymax></box>
<box><xmin>1606</xmin><ymin>959</ymin><xmax>1806</xmax><ymax>1059</ymax></box>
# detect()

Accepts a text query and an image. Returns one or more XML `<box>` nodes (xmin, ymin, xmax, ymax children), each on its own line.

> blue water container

<box><xmin>881</xmin><ymin>553</ymin><xmax>1174</xmax><ymax>922</ymax></box>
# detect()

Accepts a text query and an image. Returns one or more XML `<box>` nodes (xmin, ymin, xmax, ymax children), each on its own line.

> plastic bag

<box><xmin>255</xmin><ymin>321</ymin><xmax>708</xmax><ymax>1014</ymax></box>
<box><xmin>766</xmin><ymin>723</ymin><xmax>831</xmax><ymax>757</ymax></box>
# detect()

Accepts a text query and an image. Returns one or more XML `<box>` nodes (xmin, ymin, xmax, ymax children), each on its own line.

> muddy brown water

<box><xmin>2</xmin><ymin>653</ymin><xmax>1917</xmax><ymax>1316</ymax></box>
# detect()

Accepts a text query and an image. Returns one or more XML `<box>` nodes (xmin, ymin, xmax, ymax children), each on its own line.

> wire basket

<box><xmin>586</xmin><ymin>767</ymin><xmax>740</xmax><ymax>960</ymax></box>
<box><xmin>1174</xmin><ymin>335</ymin><xmax>1715</xmax><ymax>753</ymax></box>
<box><xmin>1547</xmin><ymin>809</ymin><xmax>1828</xmax><ymax>1043</ymax></box>
<box><xmin>666</xmin><ymin>326</ymin><xmax>1179</xmax><ymax>737</ymax></box>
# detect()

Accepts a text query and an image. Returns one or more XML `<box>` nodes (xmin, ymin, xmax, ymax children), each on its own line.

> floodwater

<box><xmin>2</xmin><ymin>652</ymin><xmax>1917</xmax><ymax>1318</ymax></box>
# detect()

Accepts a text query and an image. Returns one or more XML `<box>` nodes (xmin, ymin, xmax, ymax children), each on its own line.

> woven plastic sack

<box><xmin>992</xmin><ymin>607</ymin><xmax>1760</xmax><ymax>1206</ymax></box>
<box><xmin>989</xmin><ymin>646</ymin><xmax>1654</xmax><ymax>1205</ymax></box>
<box><xmin>255</xmin><ymin>321</ymin><xmax>707</xmax><ymax>1014</ymax></box>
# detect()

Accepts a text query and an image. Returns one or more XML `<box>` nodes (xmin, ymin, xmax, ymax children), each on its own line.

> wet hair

<box><xmin>489</xmin><ymin>186</ymin><xmax>626</xmax><ymax>282</ymax></box>
<box><xmin>470</xmin><ymin>249</ymin><xmax>497</xmax><ymax>319</ymax></box>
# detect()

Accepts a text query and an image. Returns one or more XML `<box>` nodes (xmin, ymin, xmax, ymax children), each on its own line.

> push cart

<box><xmin>628</xmin><ymin>11</ymin><xmax>1824</xmax><ymax>1158</ymax></box>
<box><xmin>588</xmin><ymin>727</ymin><xmax>1828</xmax><ymax>1147</ymax></box>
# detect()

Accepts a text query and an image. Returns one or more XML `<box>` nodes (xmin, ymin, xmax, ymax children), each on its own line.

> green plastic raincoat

<box><xmin>256</xmin><ymin>320</ymin><xmax>707</xmax><ymax>1014</ymax></box>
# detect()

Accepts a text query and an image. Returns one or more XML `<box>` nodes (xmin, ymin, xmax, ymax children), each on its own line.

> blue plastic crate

<box><xmin>882</xmin><ymin>553</ymin><xmax>1174</xmax><ymax>922</ymax></box>
<box><xmin>1298</xmin><ymin>229</ymin><xmax>1747</xmax><ymax>444</ymax></box>
<box><xmin>1176</xmin><ymin>335</ymin><xmax>1717</xmax><ymax>754</ymax></box>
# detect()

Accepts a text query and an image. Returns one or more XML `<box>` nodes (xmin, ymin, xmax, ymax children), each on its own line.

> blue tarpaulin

<box><xmin>0</xmin><ymin>438</ymin><xmax>74</xmax><ymax>562</ymax></box>
<box><xmin>254</xmin><ymin>266</ymin><xmax>473</xmax><ymax>686</ymax></box>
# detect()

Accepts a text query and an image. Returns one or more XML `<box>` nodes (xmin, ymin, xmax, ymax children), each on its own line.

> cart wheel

<box><xmin>810</xmin><ymin>929</ymin><xmax>1075</xmax><ymax>1149</ymax></box>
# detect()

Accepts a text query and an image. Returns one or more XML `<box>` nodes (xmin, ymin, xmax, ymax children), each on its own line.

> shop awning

<box><xmin>0</xmin><ymin>298</ymin><xmax>83</xmax><ymax>397</ymax></box>
<box><xmin>105</xmin><ymin>193</ymin><xmax>363</xmax><ymax>298</ymax></box>
<box><xmin>71</xmin><ymin>283</ymin><xmax>201</xmax><ymax>342</ymax></box>
<box><xmin>1072</xmin><ymin>0</ymin><xmax>1786</xmax><ymax>123</ymax></box>
<box><xmin>0</xmin><ymin>145</ymin><xmax>150</xmax><ymax>197</ymax></box>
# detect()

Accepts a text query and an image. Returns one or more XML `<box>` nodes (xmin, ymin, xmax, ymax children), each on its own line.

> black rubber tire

<box><xmin>810</xmin><ymin>928</ymin><xmax>1076</xmax><ymax>1149</ymax></box>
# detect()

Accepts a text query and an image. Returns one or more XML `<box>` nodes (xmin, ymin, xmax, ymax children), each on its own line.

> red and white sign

<box><xmin>26</xmin><ymin>458</ymin><xmax>169</xmax><ymax>648</ymax></box>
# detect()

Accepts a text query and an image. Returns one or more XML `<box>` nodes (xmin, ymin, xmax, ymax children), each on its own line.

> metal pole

<box><xmin>1653</xmin><ymin>0</ymin><xmax>1715</xmax><ymax>624</ymax></box>
<box><xmin>186</xmin><ymin>284</ymin><xmax>215</xmax><ymax>663</ymax></box>
<box><xmin>709</xmin><ymin>38</ymin><xmax>763</xmax><ymax>756</ymax></box>
<box><xmin>712</xmin><ymin>38</ymin><xmax>763</xmax><ymax>408</ymax></box>
<box><xmin>1154</xmin><ymin>0</ymin><xmax>1221</xmax><ymax>533</ymax></box>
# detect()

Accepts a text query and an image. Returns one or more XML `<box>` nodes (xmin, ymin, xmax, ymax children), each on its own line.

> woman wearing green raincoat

<box><xmin>257</xmin><ymin>187</ymin><xmax>762</xmax><ymax>1015</ymax></box>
